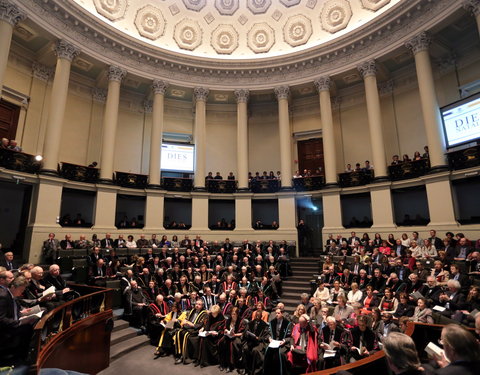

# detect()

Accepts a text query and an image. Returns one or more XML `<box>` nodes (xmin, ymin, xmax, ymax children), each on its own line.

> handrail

<box><xmin>305</xmin><ymin>321</ymin><xmax>475</xmax><ymax>375</ymax></box>
<box><xmin>31</xmin><ymin>285</ymin><xmax>113</xmax><ymax>373</ymax></box>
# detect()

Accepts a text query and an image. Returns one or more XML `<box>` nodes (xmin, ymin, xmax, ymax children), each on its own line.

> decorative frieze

<box><xmin>107</xmin><ymin>65</ymin><xmax>127</xmax><ymax>82</ymax></box>
<box><xmin>314</xmin><ymin>76</ymin><xmax>331</xmax><ymax>92</ymax></box>
<box><xmin>194</xmin><ymin>87</ymin><xmax>209</xmax><ymax>102</ymax></box>
<box><xmin>357</xmin><ymin>60</ymin><xmax>377</xmax><ymax>79</ymax></box>
<box><xmin>152</xmin><ymin>79</ymin><xmax>168</xmax><ymax>95</ymax></box>
<box><xmin>274</xmin><ymin>86</ymin><xmax>290</xmax><ymax>100</ymax></box>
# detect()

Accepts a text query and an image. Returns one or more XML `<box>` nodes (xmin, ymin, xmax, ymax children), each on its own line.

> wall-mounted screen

<box><xmin>161</xmin><ymin>143</ymin><xmax>195</xmax><ymax>172</ymax></box>
<box><xmin>441</xmin><ymin>92</ymin><xmax>480</xmax><ymax>148</ymax></box>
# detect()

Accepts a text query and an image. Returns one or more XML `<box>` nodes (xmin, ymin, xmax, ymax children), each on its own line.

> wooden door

<box><xmin>297</xmin><ymin>138</ymin><xmax>324</xmax><ymax>174</ymax></box>
<box><xmin>0</xmin><ymin>99</ymin><xmax>20</xmax><ymax>141</ymax></box>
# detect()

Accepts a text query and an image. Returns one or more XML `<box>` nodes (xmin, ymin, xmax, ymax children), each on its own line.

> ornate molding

<box><xmin>463</xmin><ymin>0</ymin><xmax>480</xmax><ymax>17</ymax></box>
<box><xmin>16</xmin><ymin>0</ymin><xmax>459</xmax><ymax>89</ymax></box>
<box><xmin>361</xmin><ymin>0</ymin><xmax>392</xmax><ymax>12</ymax></box>
<box><xmin>283</xmin><ymin>14</ymin><xmax>313</xmax><ymax>47</ymax></box>
<box><xmin>405</xmin><ymin>31</ymin><xmax>431</xmax><ymax>55</ymax></box>
<box><xmin>182</xmin><ymin>0</ymin><xmax>206</xmax><ymax>12</ymax></box>
<box><xmin>247</xmin><ymin>0</ymin><xmax>272</xmax><ymax>15</ymax></box>
<box><xmin>215</xmin><ymin>0</ymin><xmax>239</xmax><ymax>16</ymax></box>
<box><xmin>0</xmin><ymin>0</ymin><xmax>27</xmax><ymax>26</ymax></box>
<box><xmin>107</xmin><ymin>65</ymin><xmax>127</xmax><ymax>82</ymax></box>
<box><xmin>193</xmin><ymin>87</ymin><xmax>209</xmax><ymax>102</ymax></box>
<box><xmin>134</xmin><ymin>5</ymin><xmax>165</xmax><ymax>41</ymax></box>
<box><xmin>143</xmin><ymin>99</ymin><xmax>153</xmax><ymax>113</ymax></box>
<box><xmin>314</xmin><ymin>76</ymin><xmax>331</xmax><ymax>92</ymax></box>
<box><xmin>93</xmin><ymin>0</ymin><xmax>128</xmax><ymax>21</ymax></box>
<box><xmin>174</xmin><ymin>18</ymin><xmax>202</xmax><ymax>51</ymax></box>
<box><xmin>247</xmin><ymin>22</ymin><xmax>275</xmax><ymax>53</ymax></box>
<box><xmin>357</xmin><ymin>60</ymin><xmax>377</xmax><ymax>79</ymax></box>
<box><xmin>274</xmin><ymin>86</ymin><xmax>290</xmax><ymax>100</ymax></box>
<box><xmin>54</xmin><ymin>40</ymin><xmax>80</xmax><ymax>62</ymax></box>
<box><xmin>152</xmin><ymin>79</ymin><xmax>168</xmax><ymax>95</ymax></box>
<box><xmin>211</xmin><ymin>24</ymin><xmax>239</xmax><ymax>54</ymax></box>
<box><xmin>32</xmin><ymin>62</ymin><xmax>54</xmax><ymax>82</ymax></box>
<box><xmin>234</xmin><ymin>89</ymin><xmax>250</xmax><ymax>103</ymax></box>
<box><xmin>92</xmin><ymin>87</ymin><xmax>107</xmax><ymax>102</ymax></box>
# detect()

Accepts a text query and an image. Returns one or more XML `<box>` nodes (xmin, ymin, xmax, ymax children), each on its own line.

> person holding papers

<box><xmin>320</xmin><ymin>316</ymin><xmax>351</xmax><ymax>368</ymax></box>
<box><xmin>263</xmin><ymin>307</ymin><xmax>292</xmax><ymax>375</ymax></box>
<box><xmin>242</xmin><ymin>310</ymin><xmax>269</xmax><ymax>375</ymax></box>
<box><xmin>410</xmin><ymin>298</ymin><xmax>433</xmax><ymax>324</ymax></box>
<box><xmin>218</xmin><ymin>307</ymin><xmax>246</xmax><ymax>372</ymax></box>
<box><xmin>287</xmin><ymin>314</ymin><xmax>318</xmax><ymax>373</ymax></box>
<box><xmin>154</xmin><ymin>302</ymin><xmax>186</xmax><ymax>358</ymax></box>
<box><xmin>349</xmin><ymin>315</ymin><xmax>377</xmax><ymax>362</ymax></box>
<box><xmin>191</xmin><ymin>304</ymin><xmax>224</xmax><ymax>368</ymax></box>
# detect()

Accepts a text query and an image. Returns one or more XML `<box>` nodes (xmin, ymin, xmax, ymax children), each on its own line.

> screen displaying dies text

<box><xmin>161</xmin><ymin>143</ymin><xmax>195</xmax><ymax>172</ymax></box>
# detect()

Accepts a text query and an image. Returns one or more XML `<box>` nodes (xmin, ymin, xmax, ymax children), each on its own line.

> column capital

<box><xmin>463</xmin><ymin>0</ymin><xmax>480</xmax><ymax>16</ymax></box>
<box><xmin>152</xmin><ymin>79</ymin><xmax>168</xmax><ymax>95</ymax></box>
<box><xmin>54</xmin><ymin>40</ymin><xmax>80</xmax><ymax>62</ymax></box>
<box><xmin>357</xmin><ymin>60</ymin><xmax>377</xmax><ymax>79</ymax></box>
<box><xmin>92</xmin><ymin>87</ymin><xmax>107</xmax><ymax>103</ymax></box>
<box><xmin>194</xmin><ymin>87</ymin><xmax>209</xmax><ymax>102</ymax></box>
<box><xmin>0</xmin><ymin>0</ymin><xmax>27</xmax><ymax>27</ymax></box>
<box><xmin>274</xmin><ymin>86</ymin><xmax>290</xmax><ymax>100</ymax></box>
<box><xmin>405</xmin><ymin>32</ymin><xmax>431</xmax><ymax>55</ymax></box>
<box><xmin>234</xmin><ymin>89</ymin><xmax>250</xmax><ymax>103</ymax></box>
<box><xmin>314</xmin><ymin>76</ymin><xmax>331</xmax><ymax>92</ymax></box>
<box><xmin>107</xmin><ymin>65</ymin><xmax>127</xmax><ymax>82</ymax></box>
<box><xmin>32</xmin><ymin>62</ymin><xmax>54</xmax><ymax>82</ymax></box>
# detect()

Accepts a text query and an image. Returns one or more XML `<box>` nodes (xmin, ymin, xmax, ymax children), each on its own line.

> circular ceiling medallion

<box><xmin>247</xmin><ymin>22</ymin><xmax>275</xmax><ymax>53</ymax></box>
<box><xmin>211</xmin><ymin>24</ymin><xmax>239</xmax><ymax>54</ymax></box>
<box><xmin>134</xmin><ymin>5</ymin><xmax>165</xmax><ymax>41</ymax></box>
<box><xmin>93</xmin><ymin>0</ymin><xmax>128</xmax><ymax>21</ymax></box>
<box><xmin>320</xmin><ymin>0</ymin><xmax>353</xmax><ymax>34</ymax></box>
<box><xmin>215</xmin><ymin>0</ymin><xmax>240</xmax><ymax>16</ymax></box>
<box><xmin>283</xmin><ymin>14</ymin><xmax>312</xmax><ymax>47</ymax></box>
<box><xmin>174</xmin><ymin>19</ymin><xmax>203</xmax><ymax>51</ymax></box>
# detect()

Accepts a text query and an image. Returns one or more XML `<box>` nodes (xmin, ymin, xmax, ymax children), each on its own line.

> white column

<box><xmin>193</xmin><ymin>87</ymin><xmax>209</xmax><ymax>190</ymax></box>
<box><xmin>274</xmin><ymin>86</ymin><xmax>293</xmax><ymax>189</ymax></box>
<box><xmin>357</xmin><ymin>60</ymin><xmax>388</xmax><ymax>179</ymax></box>
<box><xmin>405</xmin><ymin>32</ymin><xmax>447</xmax><ymax>170</ymax></box>
<box><xmin>314</xmin><ymin>76</ymin><xmax>337</xmax><ymax>185</ymax></box>
<box><xmin>234</xmin><ymin>89</ymin><xmax>250</xmax><ymax>190</ymax></box>
<box><xmin>41</xmin><ymin>40</ymin><xmax>80</xmax><ymax>173</ymax></box>
<box><xmin>463</xmin><ymin>0</ymin><xmax>480</xmax><ymax>36</ymax></box>
<box><xmin>149</xmin><ymin>80</ymin><xmax>168</xmax><ymax>187</ymax></box>
<box><xmin>99</xmin><ymin>65</ymin><xmax>126</xmax><ymax>182</ymax></box>
<box><xmin>0</xmin><ymin>1</ymin><xmax>26</xmax><ymax>95</ymax></box>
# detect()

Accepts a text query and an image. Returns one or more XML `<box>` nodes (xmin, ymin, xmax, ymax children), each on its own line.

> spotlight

<box><xmin>35</xmin><ymin>155</ymin><xmax>43</xmax><ymax>161</ymax></box>
<box><xmin>312</xmin><ymin>206</ymin><xmax>318</xmax><ymax>211</ymax></box>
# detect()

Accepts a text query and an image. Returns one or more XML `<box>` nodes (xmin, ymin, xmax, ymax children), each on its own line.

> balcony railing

<box><xmin>338</xmin><ymin>170</ymin><xmax>374</xmax><ymax>187</ymax></box>
<box><xmin>293</xmin><ymin>175</ymin><xmax>325</xmax><ymax>191</ymax></box>
<box><xmin>388</xmin><ymin>159</ymin><xmax>429</xmax><ymax>181</ymax></box>
<box><xmin>60</xmin><ymin>162</ymin><xmax>99</xmax><ymax>183</ymax></box>
<box><xmin>206</xmin><ymin>179</ymin><xmax>237</xmax><ymax>193</ymax></box>
<box><xmin>161</xmin><ymin>176</ymin><xmax>193</xmax><ymax>191</ymax></box>
<box><xmin>249</xmin><ymin>178</ymin><xmax>280</xmax><ymax>193</ymax></box>
<box><xmin>448</xmin><ymin>145</ymin><xmax>480</xmax><ymax>170</ymax></box>
<box><xmin>115</xmin><ymin>171</ymin><xmax>148</xmax><ymax>188</ymax></box>
<box><xmin>0</xmin><ymin>148</ymin><xmax>41</xmax><ymax>174</ymax></box>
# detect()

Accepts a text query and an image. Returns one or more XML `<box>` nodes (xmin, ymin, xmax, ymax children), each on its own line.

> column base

<box><xmin>324</xmin><ymin>182</ymin><xmax>339</xmax><ymax>189</ymax></box>
<box><xmin>98</xmin><ymin>178</ymin><xmax>114</xmax><ymax>185</ymax></box>
<box><xmin>280</xmin><ymin>186</ymin><xmax>294</xmax><ymax>191</ymax></box>
<box><xmin>237</xmin><ymin>187</ymin><xmax>250</xmax><ymax>192</ymax></box>
<box><xmin>147</xmin><ymin>184</ymin><xmax>162</xmax><ymax>190</ymax></box>
<box><xmin>427</xmin><ymin>164</ymin><xmax>449</xmax><ymax>174</ymax></box>
<box><xmin>373</xmin><ymin>176</ymin><xmax>390</xmax><ymax>182</ymax></box>
<box><xmin>39</xmin><ymin>169</ymin><xmax>58</xmax><ymax>176</ymax></box>
<box><xmin>193</xmin><ymin>186</ymin><xmax>207</xmax><ymax>192</ymax></box>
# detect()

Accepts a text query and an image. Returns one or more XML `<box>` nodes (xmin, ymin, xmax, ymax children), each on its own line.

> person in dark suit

<box><xmin>0</xmin><ymin>252</ymin><xmax>18</xmax><ymax>271</ymax></box>
<box><xmin>347</xmin><ymin>232</ymin><xmax>361</xmax><ymax>250</ymax></box>
<box><xmin>60</xmin><ymin>234</ymin><xmax>74</xmax><ymax>250</ymax></box>
<box><xmin>100</xmin><ymin>233</ymin><xmax>114</xmax><ymax>249</ymax></box>
<box><xmin>392</xmin><ymin>239</ymin><xmax>407</xmax><ymax>259</ymax></box>
<box><xmin>434</xmin><ymin>324</ymin><xmax>480</xmax><ymax>375</ymax></box>
<box><xmin>349</xmin><ymin>315</ymin><xmax>377</xmax><ymax>361</ymax></box>
<box><xmin>0</xmin><ymin>275</ymin><xmax>39</xmax><ymax>366</ymax></box>
<box><xmin>383</xmin><ymin>332</ymin><xmax>425</xmax><ymax>375</ymax></box>
<box><xmin>320</xmin><ymin>316</ymin><xmax>351</xmax><ymax>368</ymax></box>
<box><xmin>88</xmin><ymin>247</ymin><xmax>103</xmax><ymax>266</ymax></box>
<box><xmin>437</xmin><ymin>280</ymin><xmax>466</xmax><ymax>317</ymax></box>
<box><xmin>428</xmin><ymin>230</ymin><xmax>444</xmax><ymax>251</ymax></box>
<box><xmin>89</xmin><ymin>258</ymin><xmax>107</xmax><ymax>287</ymax></box>
<box><xmin>43</xmin><ymin>264</ymin><xmax>72</xmax><ymax>299</ymax></box>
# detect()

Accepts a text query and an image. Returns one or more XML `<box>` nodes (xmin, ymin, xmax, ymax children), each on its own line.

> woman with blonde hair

<box><xmin>292</xmin><ymin>303</ymin><xmax>307</xmax><ymax>324</ymax></box>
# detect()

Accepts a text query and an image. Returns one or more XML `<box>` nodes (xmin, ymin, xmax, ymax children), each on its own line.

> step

<box><xmin>283</xmin><ymin>285</ymin><xmax>310</xmax><ymax>293</ymax></box>
<box><xmin>113</xmin><ymin>319</ymin><xmax>129</xmax><ymax>332</ymax></box>
<box><xmin>110</xmin><ymin>334</ymin><xmax>150</xmax><ymax>361</ymax></box>
<box><xmin>283</xmin><ymin>280</ymin><xmax>311</xmax><ymax>287</ymax></box>
<box><xmin>111</xmin><ymin>327</ymin><xmax>140</xmax><ymax>346</ymax></box>
<box><xmin>113</xmin><ymin>308</ymin><xmax>124</xmax><ymax>321</ymax></box>
<box><xmin>287</xmin><ymin>276</ymin><xmax>316</xmax><ymax>281</ymax></box>
<box><xmin>290</xmin><ymin>270</ymin><xmax>316</xmax><ymax>276</ymax></box>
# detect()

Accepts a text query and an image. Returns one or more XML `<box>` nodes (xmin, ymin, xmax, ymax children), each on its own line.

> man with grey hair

<box><xmin>438</xmin><ymin>279</ymin><xmax>466</xmax><ymax>317</ymax></box>
<box><xmin>383</xmin><ymin>332</ymin><xmax>422</xmax><ymax>374</ymax></box>
<box><xmin>0</xmin><ymin>252</ymin><xmax>18</xmax><ymax>271</ymax></box>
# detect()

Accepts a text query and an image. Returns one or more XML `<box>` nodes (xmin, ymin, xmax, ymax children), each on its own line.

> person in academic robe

<box><xmin>320</xmin><ymin>316</ymin><xmax>352</xmax><ymax>368</ymax></box>
<box><xmin>242</xmin><ymin>310</ymin><xmax>269</xmax><ymax>375</ymax></box>
<box><xmin>287</xmin><ymin>314</ymin><xmax>318</xmax><ymax>373</ymax></box>
<box><xmin>147</xmin><ymin>294</ymin><xmax>169</xmax><ymax>345</ymax></box>
<box><xmin>263</xmin><ymin>307</ymin><xmax>293</xmax><ymax>375</ymax></box>
<box><xmin>173</xmin><ymin>299</ymin><xmax>208</xmax><ymax>364</ymax></box>
<box><xmin>193</xmin><ymin>304</ymin><xmax>225</xmax><ymax>367</ymax></box>
<box><xmin>218</xmin><ymin>307</ymin><xmax>246</xmax><ymax>372</ymax></box>
<box><xmin>154</xmin><ymin>302</ymin><xmax>186</xmax><ymax>357</ymax></box>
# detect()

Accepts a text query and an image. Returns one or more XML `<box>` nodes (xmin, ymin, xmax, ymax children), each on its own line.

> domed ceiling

<box><xmin>73</xmin><ymin>0</ymin><xmax>401</xmax><ymax>60</ymax></box>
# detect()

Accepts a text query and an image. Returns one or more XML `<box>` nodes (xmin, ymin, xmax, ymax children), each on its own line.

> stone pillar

<box><xmin>357</xmin><ymin>60</ymin><xmax>388</xmax><ymax>180</ymax></box>
<box><xmin>93</xmin><ymin>185</ymin><xmax>118</xmax><ymax>231</ymax></box>
<box><xmin>278</xmin><ymin>194</ymin><xmax>298</xmax><ymax>256</ymax></box>
<box><xmin>322</xmin><ymin>189</ymin><xmax>344</xmax><ymax>231</ymax></box>
<box><xmin>41</xmin><ymin>40</ymin><xmax>80</xmax><ymax>174</ymax></box>
<box><xmin>234</xmin><ymin>89</ymin><xmax>250</xmax><ymax>190</ymax></box>
<box><xmin>463</xmin><ymin>0</ymin><xmax>480</xmax><ymax>36</ymax></box>
<box><xmin>314</xmin><ymin>76</ymin><xmax>337</xmax><ymax>186</ymax></box>
<box><xmin>235</xmin><ymin>193</ymin><xmax>253</xmax><ymax>231</ymax></box>
<box><xmin>193</xmin><ymin>87</ymin><xmax>209</xmax><ymax>190</ymax></box>
<box><xmin>424</xmin><ymin>173</ymin><xmax>458</xmax><ymax>227</ymax></box>
<box><xmin>369</xmin><ymin>183</ymin><xmax>396</xmax><ymax>230</ymax></box>
<box><xmin>405</xmin><ymin>32</ymin><xmax>447</xmax><ymax>170</ymax></box>
<box><xmin>149</xmin><ymin>80</ymin><xmax>168</xmax><ymax>187</ymax></box>
<box><xmin>0</xmin><ymin>1</ymin><xmax>26</xmax><ymax>94</ymax></box>
<box><xmin>144</xmin><ymin>190</ymin><xmax>165</xmax><ymax>232</ymax></box>
<box><xmin>274</xmin><ymin>86</ymin><xmax>293</xmax><ymax>189</ymax></box>
<box><xmin>99</xmin><ymin>65</ymin><xmax>126</xmax><ymax>182</ymax></box>
<box><xmin>191</xmin><ymin>193</ymin><xmax>209</xmax><ymax>230</ymax></box>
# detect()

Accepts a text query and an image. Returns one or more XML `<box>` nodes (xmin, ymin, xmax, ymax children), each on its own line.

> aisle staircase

<box><xmin>281</xmin><ymin>257</ymin><xmax>318</xmax><ymax>312</ymax></box>
<box><xmin>110</xmin><ymin>309</ymin><xmax>151</xmax><ymax>362</ymax></box>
